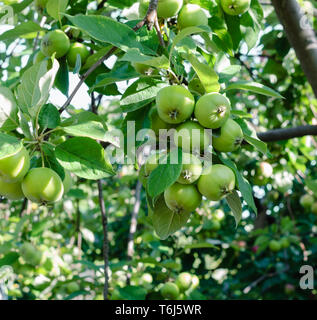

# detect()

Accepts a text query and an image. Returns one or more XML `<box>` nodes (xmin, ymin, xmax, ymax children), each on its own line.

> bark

<box><xmin>271</xmin><ymin>0</ymin><xmax>317</xmax><ymax>97</ymax></box>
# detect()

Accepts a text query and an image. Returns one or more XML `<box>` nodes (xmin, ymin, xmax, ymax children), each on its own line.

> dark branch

<box><xmin>257</xmin><ymin>125</ymin><xmax>317</xmax><ymax>142</ymax></box>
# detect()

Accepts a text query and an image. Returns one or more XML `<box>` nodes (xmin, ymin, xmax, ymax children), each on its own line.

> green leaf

<box><xmin>16</xmin><ymin>59</ymin><xmax>60</xmax><ymax>117</ymax></box>
<box><xmin>219</xmin><ymin>154</ymin><xmax>257</xmax><ymax>214</ymax></box>
<box><xmin>186</xmin><ymin>53</ymin><xmax>220</xmax><ymax>93</ymax></box>
<box><xmin>170</xmin><ymin>25</ymin><xmax>211</xmax><ymax>61</ymax></box>
<box><xmin>218</xmin><ymin>65</ymin><xmax>241</xmax><ymax>83</ymax></box>
<box><xmin>38</xmin><ymin>104</ymin><xmax>61</xmax><ymax>130</ymax></box>
<box><xmin>91</xmin><ymin>62</ymin><xmax>139</xmax><ymax>90</ymax></box>
<box><xmin>42</xmin><ymin>144</ymin><xmax>65</xmax><ymax>180</ymax></box>
<box><xmin>118</xmin><ymin>286</ymin><xmax>147</xmax><ymax>300</ymax></box>
<box><xmin>0</xmin><ymin>252</ymin><xmax>19</xmax><ymax>267</ymax></box>
<box><xmin>225</xmin><ymin>81</ymin><xmax>284</xmax><ymax>99</ymax></box>
<box><xmin>120</xmin><ymin>78</ymin><xmax>165</xmax><ymax>112</ymax></box>
<box><xmin>61</xmin><ymin>111</ymin><xmax>117</xmax><ymax>145</ymax></box>
<box><xmin>148</xmin><ymin>150</ymin><xmax>183</xmax><ymax>198</ymax></box>
<box><xmin>226</xmin><ymin>190</ymin><xmax>242</xmax><ymax>227</ymax></box>
<box><xmin>152</xmin><ymin>195</ymin><xmax>191</xmax><ymax>240</ymax></box>
<box><xmin>121</xmin><ymin>48</ymin><xmax>170</xmax><ymax>69</ymax></box>
<box><xmin>306</xmin><ymin>180</ymin><xmax>317</xmax><ymax>197</ymax></box>
<box><xmin>54</xmin><ymin>57</ymin><xmax>69</xmax><ymax>96</ymax></box>
<box><xmin>47</xmin><ymin>0</ymin><xmax>69</xmax><ymax>21</ymax></box>
<box><xmin>244</xmin><ymin>134</ymin><xmax>268</xmax><ymax>156</ymax></box>
<box><xmin>0</xmin><ymin>133</ymin><xmax>22</xmax><ymax>159</ymax></box>
<box><xmin>0</xmin><ymin>86</ymin><xmax>19</xmax><ymax>132</ymax></box>
<box><xmin>66</xmin><ymin>14</ymin><xmax>154</xmax><ymax>54</ymax></box>
<box><xmin>55</xmin><ymin>137</ymin><xmax>115</xmax><ymax>180</ymax></box>
<box><xmin>0</xmin><ymin>21</ymin><xmax>43</xmax><ymax>41</ymax></box>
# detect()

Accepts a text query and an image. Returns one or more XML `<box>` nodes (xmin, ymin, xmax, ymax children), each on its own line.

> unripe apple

<box><xmin>66</xmin><ymin>282</ymin><xmax>80</xmax><ymax>293</ymax></box>
<box><xmin>300</xmin><ymin>194</ymin><xmax>314</xmax><ymax>209</ymax></box>
<box><xmin>41</xmin><ymin>30</ymin><xmax>70</xmax><ymax>59</ymax></box>
<box><xmin>191</xmin><ymin>275</ymin><xmax>200</xmax><ymax>289</ymax></box>
<box><xmin>177</xmin><ymin>153</ymin><xmax>202</xmax><ymax>184</ymax></box>
<box><xmin>0</xmin><ymin>177</ymin><xmax>24</xmax><ymax>200</ymax></box>
<box><xmin>132</xmin><ymin>62</ymin><xmax>157</xmax><ymax>75</ymax></box>
<box><xmin>197</xmin><ymin>164</ymin><xmax>235</xmax><ymax>201</ymax></box>
<box><xmin>140</xmin><ymin>273</ymin><xmax>153</xmax><ymax>285</ymax></box>
<box><xmin>66</xmin><ymin>42</ymin><xmax>90</xmax><ymax>69</ymax></box>
<box><xmin>177</xmin><ymin>4</ymin><xmax>209</xmax><ymax>29</ymax></box>
<box><xmin>139</xmin><ymin>0</ymin><xmax>183</xmax><ymax>19</ymax></box>
<box><xmin>0</xmin><ymin>147</ymin><xmax>30</xmax><ymax>182</ymax></box>
<box><xmin>213</xmin><ymin>118</ymin><xmax>243</xmax><ymax>152</ymax></box>
<box><xmin>156</xmin><ymin>85</ymin><xmax>195</xmax><ymax>124</ymax></box>
<box><xmin>269</xmin><ymin>239</ymin><xmax>281</xmax><ymax>252</ymax></box>
<box><xmin>220</xmin><ymin>0</ymin><xmax>251</xmax><ymax>16</ymax></box>
<box><xmin>174</xmin><ymin>121</ymin><xmax>211</xmax><ymax>153</ymax></box>
<box><xmin>149</xmin><ymin>107</ymin><xmax>174</xmax><ymax>136</ymax></box>
<box><xmin>160</xmin><ymin>282</ymin><xmax>179</xmax><ymax>299</ymax></box>
<box><xmin>22</xmin><ymin>167</ymin><xmax>64</xmax><ymax>204</ymax></box>
<box><xmin>176</xmin><ymin>272</ymin><xmax>192</xmax><ymax>292</ymax></box>
<box><xmin>280</xmin><ymin>237</ymin><xmax>290</xmax><ymax>249</ymax></box>
<box><xmin>164</xmin><ymin>182</ymin><xmax>202</xmax><ymax>214</ymax></box>
<box><xmin>19</xmin><ymin>242</ymin><xmax>42</xmax><ymax>266</ymax></box>
<box><xmin>195</xmin><ymin>93</ymin><xmax>231</xmax><ymax>129</ymax></box>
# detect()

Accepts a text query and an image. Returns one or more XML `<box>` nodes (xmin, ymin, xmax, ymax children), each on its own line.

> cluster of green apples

<box><xmin>160</xmin><ymin>272</ymin><xmax>199</xmax><ymax>300</ymax></box>
<box><xmin>33</xmin><ymin>28</ymin><xmax>90</xmax><ymax>70</ymax></box>
<box><xmin>0</xmin><ymin>146</ymin><xmax>72</xmax><ymax>204</ymax></box>
<box><xmin>142</xmin><ymin>84</ymin><xmax>243</xmax><ymax>216</ymax></box>
<box><xmin>300</xmin><ymin>193</ymin><xmax>317</xmax><ymax>215</ymax></box>
<box><xmin>138</xmin><ymin>0</ymin><xmax>251</xmax><ymax>29</ymax></box>
<box><xmin>268</xmin><ymin>237</ymin><xmax>291</xmax><ymax>252</ymax></box>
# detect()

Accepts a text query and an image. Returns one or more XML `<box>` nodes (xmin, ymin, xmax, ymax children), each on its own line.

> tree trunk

<box><xmin>271</xmin><ymin>0</ymin><xmax>317</xmax><ymax>97</ymax></box>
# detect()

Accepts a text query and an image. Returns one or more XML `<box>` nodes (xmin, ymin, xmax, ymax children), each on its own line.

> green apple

<box><xmin>139</xmin><ymin>0</ymin><xmax>183</xmax><ymax>19</ymax></box>
<box><xmin>300</xmin><ymin>194</ymin><xmax>314</xmax><ymax>209</ymax></box>
<box><xmin>176</xmin><ymin>272</ymin><xmax>192</xmax><ymax>292</ymax></box>
<box><xmin>269</xmin><ymin>239</ymin><xmax>281</xmax><ymax>252</ymax></box>
<box><xmin>0</xmin><ymin>146</ymin><xmax>30</xmax><ymax>182</ymax></box>
<box><xmin>212</xmin><ymin>118</ymin><xmax>243</xmax><ymax>152</ymax></box>
<box><xmin>66</xmin><ymin>42</ymin><xmax>90</xmax><ymax>69</ymax></box>
<box><xmin>22</xmin><ymin>167</ymin><xmax>64</xmax><ymax>204</ymax></box>
<box><xmin>177</xmin><ymin>153</ymin><xmax>202</xmax><ymax>184</ymax></box>
<box><xmin>195</xmin><ymin>93</ymin><xmax>231</xmax><ymax>129</ymax></box>
<box><xmin>178</xmin><ymin>4</ymin><xmax>209</xmax><ymax>29</ymax></box>
<box><xmin>164</xmin><ymin>182</ymin><xmax>202</xmax><ymax>214</ymax></box>
<box><xmin>160</xmin><ymin>282</ymin><xmax>179</xmax><ymax>299</ymax></box>
<box><xmin>0</xmin><ymin>177</ymin><xmax>24</xmax><ymax>200</ymax></box>
<box><xmin>221</xmin><ymin>0</ymin><xmax>251</xmax><ymax>16</ymax></box>
<box><xmin>198</xmin><ymin>164</ymin><xmax>235</xmax><ymax>201</ymax></box>
<box><xmin>41</xmin><ymin>29</ymin><xmax>70</xmax><ymax>59</ymax></box>
<box><xmin>174</xmin><ymin>121</ymin><xmax>210</xmax><ymax>153</ymax></box>
<box><xmin>156</xmin><ymin>85</ymin><xmax>195</xmax><ymax>124</ymax></box>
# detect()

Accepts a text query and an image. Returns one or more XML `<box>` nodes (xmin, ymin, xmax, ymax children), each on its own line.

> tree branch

<box><xmin>127</xmin><ymin>181</ymin><xmax>142</xmax><ymax>259</ymax></box>
<box><xmin>257</xmin><ymin>125</ymin><xmax>317</xmax><ymax>142</ymax></box>
<box><xmin>271</xmin><ymin>0</ymin><xmax>317</xmax><ymax>98</ymax></box>
<box><xmin>97</xmin><ymin>179</ymin><xmax>109</xmax><ymax>300</ymax></box>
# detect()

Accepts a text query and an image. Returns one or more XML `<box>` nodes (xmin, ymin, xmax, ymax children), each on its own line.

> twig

<box><xmin>127</xmin><ymin>181</ymin><xmax>142</xmax><ymax>283</ymax></box>
<box><xmin>59</xmin><ymin>46</ymin><xmax>117</xmax><ymax>114</ymax></box>
<box><xmin>97</xmin><ymin>0</ymin><xmax>108</xmax><ymax>10</ymax></box>
<box><xmin>97</xmin><ymin>180</ymin><xmax>109</xmax><ymax>300</ymax></box>
<box><xmin>19</xmin><ymin>198</ymin><xmax>28</xmax><ymax>217</ymax></box>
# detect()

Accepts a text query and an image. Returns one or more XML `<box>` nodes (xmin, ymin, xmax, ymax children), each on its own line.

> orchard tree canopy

<box><xmin>0</xmin><ymin>0</ymin><xmax>317</xmax><ymax>301</ymax></box>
